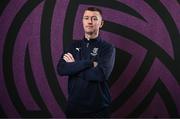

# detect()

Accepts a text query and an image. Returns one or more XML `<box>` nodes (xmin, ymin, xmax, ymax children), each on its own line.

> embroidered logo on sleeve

<box><xmin>91</xmin><ymin>48</ymin><xmax>98</xmax><ymax>56</ymax></box>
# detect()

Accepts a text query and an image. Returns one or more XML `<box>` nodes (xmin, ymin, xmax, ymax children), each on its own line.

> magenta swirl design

<box><xmin>0</xmin><ymin>0</ymin><xmax>180</xmax><ymax>118</ymax></box>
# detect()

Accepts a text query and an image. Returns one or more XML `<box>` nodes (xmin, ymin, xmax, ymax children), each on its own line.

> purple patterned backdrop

<box><xmin>0</xmin><ymin>0</ymin><xmax>180</xmax><ymax>118</ymax></box>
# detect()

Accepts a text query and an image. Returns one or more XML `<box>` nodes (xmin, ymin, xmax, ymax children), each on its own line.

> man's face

<box><xmin>82</xmin><ymin>10</ymin><xmax>103</xmax><ymax>35</ymax></box>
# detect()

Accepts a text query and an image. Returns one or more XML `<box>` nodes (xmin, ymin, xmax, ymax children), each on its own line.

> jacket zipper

<box><xmin>86</xmin><ymin>43</ymin><xmax>89</xmax><ymax>48</ymax></box>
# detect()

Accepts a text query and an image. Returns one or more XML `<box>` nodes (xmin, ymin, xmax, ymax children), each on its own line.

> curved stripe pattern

<box><xmin>145</xmin><ymin>0</ymin><xmax>180</xmax><ymax>84</ymax></box>
<box><xmin>0</xmin><ymin>0</ymin><xmax>9</xmax><ymax>16</ymax></box>
<box><xmin>25</xmin><ymin>46</ymin><xmax>51</xmax><ymax>117</ymax></box>
<box><xmin>40</xmin><ymin>0</ymin><xmax>66</xmax><ymax>112</ymax></box>
<box><xmin>2</xmin><ymin>0</ymin><xmax>47</xmax><ymax>117</ymax></box>
<box><xmin>1</xmin><ymin>0</ymin><xmax>180</xmax><ymax>117</ymax></box>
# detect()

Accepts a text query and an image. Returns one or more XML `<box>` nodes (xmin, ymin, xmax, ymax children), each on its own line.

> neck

<box><xmin>85</xmin><ymin>31</ymin><xmax>99</xmax><ymax>40</ymax></box>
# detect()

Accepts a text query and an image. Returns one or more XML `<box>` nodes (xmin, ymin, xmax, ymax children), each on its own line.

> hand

<box><xmin>63</xmin><ymin>53</ymin><xmax>75</xmax><ymax>62</ymax></box>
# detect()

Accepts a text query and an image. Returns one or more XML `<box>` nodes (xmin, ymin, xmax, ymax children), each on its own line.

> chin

<box><xmin>85</xmin><ymin>31</ymin><xmax>94</xmax><ymax>35</ymax></box>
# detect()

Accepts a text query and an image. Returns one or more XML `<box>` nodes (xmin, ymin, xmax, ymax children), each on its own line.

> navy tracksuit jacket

<box><xmin>57</xmin><ymin>36</ymin><xmax>115</xmax><ymax>115</ymax></box>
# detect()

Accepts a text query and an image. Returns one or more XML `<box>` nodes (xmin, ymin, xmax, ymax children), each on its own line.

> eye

<box><xmin>83</xmin><ymin>17</ymin><xmax>89</xmax><ymax>20</ymax></box>
<box><xmin>92</xmin><ymin>17</ymin><xmax>98</xmax><ymax>21</ymax></box>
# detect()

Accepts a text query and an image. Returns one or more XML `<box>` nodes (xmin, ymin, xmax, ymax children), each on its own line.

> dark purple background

<box><xmin>0</xmin><ymin>0</ymin><xmax>180</xmax><ymax>118</ymax></box>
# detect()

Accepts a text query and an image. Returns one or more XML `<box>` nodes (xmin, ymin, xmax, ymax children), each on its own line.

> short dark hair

<box><xmin>85</xmin><ymin>7</ymin><xmax>103</xmax><ymax>17</ymax></box>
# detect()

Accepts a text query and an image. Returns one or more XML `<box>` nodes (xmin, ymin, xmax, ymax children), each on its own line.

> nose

<box><xmin>87</xmin><ymin>18</ymin><xmax>93</xmax><ymax>24</ymax></box>
<box><xmin>88</xmin><ymin>21</ymin><xmax>92</xmax><ymax>25</ymax></box>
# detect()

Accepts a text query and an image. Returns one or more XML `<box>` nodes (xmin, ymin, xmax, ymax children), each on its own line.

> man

<box><xmin>57</xmin><ymin>7</ymin><xmax>115</xmax><ymax>118</ymax></box>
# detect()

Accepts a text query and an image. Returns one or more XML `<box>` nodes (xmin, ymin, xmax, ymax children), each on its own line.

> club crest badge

<box><xmin>91</xmin><ymin>48</ymin><xmax>98</xmax><ymax>56</ymax></box>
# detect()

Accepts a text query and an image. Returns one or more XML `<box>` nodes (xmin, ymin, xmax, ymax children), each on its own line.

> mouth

<box><xmin>86</xmin><ymin>26</ymin><xmax>93</xmax><ymax>28</ymax></box>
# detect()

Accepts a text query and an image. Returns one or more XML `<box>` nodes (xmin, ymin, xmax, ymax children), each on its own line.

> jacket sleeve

<box><xmin>57</xmin><ymin>42</ymin><xmax>93</xmax><ymax>76</ymax></box>
<box><xmin>57</xmin><ymin>58</ymin><xmax>93</xmax><ymax>76</ymax></box>
<box><xmin>84</xmin><ymin>45</ymin><xmax>115</xmax><ymax>82</ymax></box>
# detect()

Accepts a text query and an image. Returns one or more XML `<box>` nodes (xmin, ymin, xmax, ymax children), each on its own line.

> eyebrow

<box><xmin>83</xmin><ymin>16</ymin><xmax>98</xmax><ymax>18</ymax></box>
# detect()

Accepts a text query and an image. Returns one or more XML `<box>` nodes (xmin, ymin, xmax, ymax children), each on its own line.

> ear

<box><xmin>99</xmin><ymin>20</ymin><xmax>104</xmax><ymax>28</ymax></box>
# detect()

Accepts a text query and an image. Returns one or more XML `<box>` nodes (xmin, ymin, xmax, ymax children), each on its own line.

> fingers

<box><xmin>63</xmin><ymin>53</ymin><xmax>75</xmax><ymax>62</ymax></box>
<box><xmin>93</xmin><ymin>61</ymin><xmax>98</xmax><ymax>67</ymax></box>
<box><xmin>63</xmin><ymin>55</ymin><xmax>69</xmax><ymax>62</ymax></box>
<box><xmin>63</xmin><ymin>55</ymin><xmax>71</xmax><ymax>62</ymax></box>
<box><xmin>67</xmin><ymin>53</ymin><xmax>74</xmax><ymax>60</ymax></box>
<box><xmin>64</xmin><ymin>54</ymin><xmax>71</xmax><ymax>60</ymax></box>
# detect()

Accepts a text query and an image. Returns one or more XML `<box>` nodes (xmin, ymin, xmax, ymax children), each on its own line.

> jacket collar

<box><xmin>83</xmin><ymin>36</ymin><xmax>101</xmax><ymax>43</ymax></box>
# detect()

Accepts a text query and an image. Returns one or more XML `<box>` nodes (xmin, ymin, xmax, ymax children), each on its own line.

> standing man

<box><xmin>57</xmin><ymin>7</ymin><xmax>115</xmax><ymax>118</ymax></box>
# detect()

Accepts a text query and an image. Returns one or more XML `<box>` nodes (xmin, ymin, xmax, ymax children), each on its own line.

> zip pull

<box><xmin>86</xmin><ymin>43</ymin><xmax>89</xmax><ymax>48</ymax></box>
